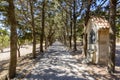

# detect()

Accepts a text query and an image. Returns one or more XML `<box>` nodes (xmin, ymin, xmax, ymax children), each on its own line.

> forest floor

<box><xmin>0</xmin><ymin>41</ymin><xmax>120</xmax><ymax>80</ymax></box>
<box><xmin>0</xmin><ymin>44</ymin><xmax>40</xmax><ymax>79</ymax></box>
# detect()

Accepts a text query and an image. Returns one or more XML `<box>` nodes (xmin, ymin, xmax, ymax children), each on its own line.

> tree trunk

<box><xmin>40</xmin><ymin>0</ymin><xmax>45</xmax><ymax>52</ymax></box>
<box><xmin>45</xmin><ymin>36</ymin><xmax>48</xmax><ymax>49</ymax></box>
<box><xmin>63</xmin><ymin>29</ymin><xmax>67</xmax><ymax>45</ymax></box>
<box><xmin>0</xmin><ymin>49</ymin><xmax>3</xmax><ymax>53</ymax></box>
<box><xmin>73</xmin><ymin>0</ymin><xmax>77</xmax><ymax>51</ymax></box>
<box><xmin>83</xmin><ymin>33</ymin><xmax>87</xmax><ymax>57</ymax></box>
<box><xmin>108</xmin><ymin>0</ymin><xmax>116</xmax><ymax>73</ymax></box>
<box><xmin>83</xmin><ymin>0</ymin><xmax>92</xmax><ymax>57</ymax></box>
<box><xmin>17</xmin><ymin>41</ymin><xmax>21</xmax><ymax>57</ymax></box>
<box><xmin>29</xmin><ymin>0</ymin><xmax>36</xmax><ymax>58</ymax></box>
<box><xmin>69</xmin><ymin>8</ymin><xmax>73</xmax><ymax>49</ymax></box>
<box><xmin>66</xmin><ymin>13</ymin><xmax>69</xmax><ymax>46</ymax></box>
<box><xmin>7</xmin><ymin>0</ymin><xmax>17</xmax><ymax>78</ymax></box>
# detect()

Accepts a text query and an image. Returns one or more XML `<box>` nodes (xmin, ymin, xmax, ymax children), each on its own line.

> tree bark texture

<box><xmin>83</xmin><ymin>0</ymin><xmax>92</xmax><ymax>57</ymax></box>
<box><xmin>108</xmin><ymin>0</ymin><xmax>116</xmax><ymax>73</ymax></box>
<box><xmin>73</xmin><ymin>0</ymin><xmax>77</xmax><ymax>51</ymax></box>
<box><xmin>8</xmin><ymin>0</ymin><xmax>17</xmax><ymax>78</ymax></box>
<box><xmin>69</xmin><ymin>9</ymin><xmax>73</xmax><ymax>49</ymax></box>
<box><xmin>29</xmin><ymin>0</ymin><xmax>36</xmax><ymax>58</ymax></box>
<box><xmin>40</xmin><ymin>0</ymin><xmax>45</xmax><ymax>52</ymax></box>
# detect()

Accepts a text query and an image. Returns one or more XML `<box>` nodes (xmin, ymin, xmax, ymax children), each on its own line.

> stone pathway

<box><xmin>24</xmin><ymin>41</ymin><xmax>94</xmax><ymax>80</ymax></box>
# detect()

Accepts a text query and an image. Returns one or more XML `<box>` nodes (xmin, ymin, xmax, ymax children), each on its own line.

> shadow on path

<box><xmin>25</xmin><ymin>41</ymin><xmax>86</xmax><ymax>80</ymax></box>
<box><xmin>22</xmin><ymin>41</ymin><xmax>120</xmax><ymax>80</ymax></box>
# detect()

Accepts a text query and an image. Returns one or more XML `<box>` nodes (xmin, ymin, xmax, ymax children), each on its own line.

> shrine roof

<box><xmin>89</xmin><ymin>16</ymin><xmax>110</xmax><ymax>29</ymax></box>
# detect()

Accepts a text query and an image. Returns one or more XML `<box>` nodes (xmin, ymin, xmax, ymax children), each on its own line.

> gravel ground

<box><xmin>115</xmin><ymin>43</ymin><xmax>120</xmax><ymax>76</ymax></box>
<box><xmin>22</xmin><ymin>41</ymin><xmax>120</xmax><ymax>80</ymax></box>
<box><xmin>0</xmin><ymin>42</ymin><xmax>120</xmax><ymax>80</ymax></box>
<box><xmin>24</xmin><ymin>41</ymin><xmax>87</xmax><ymax>80</ymax></box>
<box><xmin>0</xmin><ymin>44</ymin><xmax>40</xmax><ymax>61</ymax></box>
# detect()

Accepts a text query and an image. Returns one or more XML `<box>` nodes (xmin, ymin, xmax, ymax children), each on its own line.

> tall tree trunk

<box><xmin>29</xmin><ymin>0</ymin><xmax>36</xmax><ymax>58</ymax></box>
<box><xmin>7</xmin><ymin>0</ymin><xmax>17</xmax><ymax>78</ymax></box>
<box><xmin>40</xmin><ymin>0</ymin><xmax>45</xmax><ymax>52</ymax></box>
<box><xmin>83</xmin><ymin>0</ymin><xmax>92</xmax><ymax>57</ymax></box>
<box><xmin>73</xmin><ymin>0</ymin><xmax>77</xmax><ymax>51</ymax></box>
<box><xmin>45</xmin><ymin>36</ymin><xmax>48</xmax><ymax>49</ymax></box>
<box><xmin>61</xmin><ymin>9</ymin><xmax>67</xmax><ymax>45</ymax></box>
<box><xmin>108</xmin><ymin>0</ymin><xmax>116</xmax><ymax>73</ymax></box>
<box><xmin>69</xmin><ymin>8</ymin><xmax>73</xmax><ymax>49</ymax></box>
<box><xmin>17</xmin><ymin>41</ymin><xmax>21</xmax><ymax>57</ymax></box>
<box><xmin>65</xmin><ymin>13</ymin><xmax>69</xmax><ymax>46</ymax></box>
<box><xmin>63</xmin><ymin>28</ymin><xmax>67</xmax><ymax>45</ymax></box>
